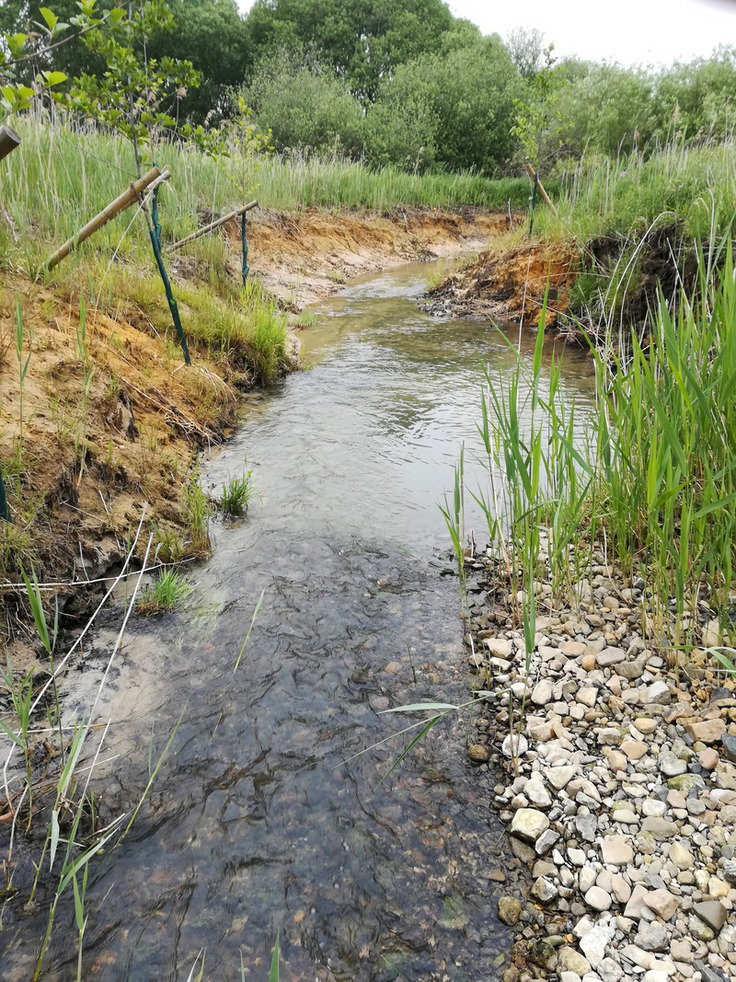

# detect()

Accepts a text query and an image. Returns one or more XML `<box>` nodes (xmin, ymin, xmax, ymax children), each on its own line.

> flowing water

<box><xmin>2</xmin><ymin>262</ymin><xmax>596</xmax><ymax>981</ymax></box>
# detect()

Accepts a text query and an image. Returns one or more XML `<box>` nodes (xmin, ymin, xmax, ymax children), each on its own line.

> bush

<box><xmin>370</xmin><ymin>37</ymin><xmax>522</xmax><ymax>175</ymax></box>
<box><xmin>364</xmin><ymin>93</ymin><xmax>438</xmax><ymax>171</ymax></box>
<box><xmin>243</xmin><ymin>48</ymin><xmax>364</xmax><ymax>155</ymax></box>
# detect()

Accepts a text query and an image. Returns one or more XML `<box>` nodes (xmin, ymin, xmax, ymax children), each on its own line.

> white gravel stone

<box><xmin>531</xmin><ymin>678</ymin><xmax>554</xmax><ymax>705</ymax></box>
<box><xmin>509</xmin><ymin>807</ymin><xmax>549</xmax><ymax>843</ymax></box>
<box><xmin>547</xmin><ymin>765</ymin><xmax>578</xmax><ymax>789</ymax></box>
<box><xmin>601</xmin><ymin>836</ymin><xmax>634</xmax><ymax>865</ymax></box>
<box><xmin>579</xmin><ymin>921</ymin><xmax>616</xmax><ymax>967</ymax></box>
<box><xmin>585</xmin><ymin>885</ymin><xmax>613</xmax><ymax>912</ymax></box>
<box><xmin>502</xmin><ymin>733</ymin><xmax>528</xmax><ymax>757</ymax></box>
<box><xmin>577</xmin><ymin>686</ymin><xmax>598</xmax><ymax>708</ymax></box>
<box><xmin>580</xmin><ymin>867</ymin><xmax>598</xmax><ymax>893</ymax></box>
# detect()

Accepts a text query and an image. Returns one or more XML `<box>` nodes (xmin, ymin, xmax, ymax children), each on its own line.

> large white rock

<box><xmin>509</xmin><ymin>807</ymin><xmax>549</xmax><ymax>844</ymax></box>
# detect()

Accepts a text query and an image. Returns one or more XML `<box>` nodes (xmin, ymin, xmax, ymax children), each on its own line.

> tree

<box><xmin>146</xmin><ymin>0</ymin><xmax>251</xmax><ymax>123</ymax></box>
<box><xmin>511</xmin><ymin>43</ymin><xmax>568</xmax><ymax>170</ymax></box>
<box><xmin>243</xmin><ymin>47</ymin><xmax>364</xmax><ymax>154</ymax></box>
<box><xmin>364</xmin><ymin>88</ymin><xmax>437</xmax><ymax>170</ymax></box>
<box><xmin>0</xmin><ymin>0</ymin><xmax>107</xmax><ymax>118</ymax></box>
<box><xmin>70</xmin><ymin>0</ymin><xmax>226</xmax><ymax>364</ymax></box>
<box><xmin>653</xmin><ymin>47</ymin><xmax>736</xmax><ymax>143</ymax></box>
<box><xmin>557</xmin><ymin>64</ymin><xmax>655</xmax><ymax>157</ymax></box>
<box><xmin>244</xmin><ymin>0</ymin><xmax>458</xmax><ymax>102</ymax></box>
<box><xmin>505</xmin><ymin>26</ymin><xmax>546</xmax><ymax>79</ymax></box>
<box><xmin>374</xmin><ymin>35</ymin><xmax>521</xmax><ymax>174</ymax></box>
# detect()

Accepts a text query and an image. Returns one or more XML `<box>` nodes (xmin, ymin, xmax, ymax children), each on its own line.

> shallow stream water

<box><xmin>3</xmin><ymin>262</ymin><xmax>596</xmax><ymax>981</ymax></box>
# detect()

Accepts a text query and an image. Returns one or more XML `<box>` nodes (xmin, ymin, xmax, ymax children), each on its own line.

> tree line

<box><xmin>3</xmin><ymin>0</ymin><xmax>736</xmax><ymax>176</ymax></box>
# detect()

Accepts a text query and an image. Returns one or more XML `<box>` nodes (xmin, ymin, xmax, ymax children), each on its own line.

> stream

<box><xmin>3</xmin><ymin>261</ymin><xmax>596</xmax><ymax>981</ymax></box>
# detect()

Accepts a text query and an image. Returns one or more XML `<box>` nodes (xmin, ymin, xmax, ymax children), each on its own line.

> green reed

<box><xmin>465</xmin><ymin>241</ymin><xmax>736</xmax><ymax>652</ymax></box>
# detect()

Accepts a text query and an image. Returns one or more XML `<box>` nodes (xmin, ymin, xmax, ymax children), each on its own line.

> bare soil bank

<box><xmin>242</xmin><ymin>206</ymin><xmax>510</xmax><ymax>308</ymax></box>
<box><xmin>423</xmin><ymin>237</ymin><xmax>580</xmax><ymax>330</ymax></box>
<box><xmin>0</xmin><ymin>206</ymin><xmax>508</xmax><ymax>650</ymax></box>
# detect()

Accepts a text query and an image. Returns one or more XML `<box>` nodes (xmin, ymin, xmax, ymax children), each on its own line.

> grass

<box><xmin>0</xmin><ymin>116</ymin><xmax>542</xmax><ymax>282</ymax></box>
<box><xmin>219</xmin><ymin>468</ymin><xmax>255</xmax><ymax>518</ymax></box>
<box><xmin>137</xmin><ymin>567</ymin><xmax>192</xmax><ymax>615</ymax></box>
<box><xmin>181</xmin><ymin>471</ymin><xmax>212</xmax><ymax>556</ymax></box>
<box><xmin>462</xmin><ymin>239</ymin><xmax>736</xmax><ymax>664</ymax></box>
<box><xmin>536</xmin><ymin>139</ymin><xmax>736</xmax><ymax>243</ymax></box>
<box><xmin>0</xmin><ymin>523</ymin><xmax>181</xmax><ymax>979</ymax></box>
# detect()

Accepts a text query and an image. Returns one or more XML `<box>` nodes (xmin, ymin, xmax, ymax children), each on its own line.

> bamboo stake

<box><xmin>43</xmin><ymin>166</ymin><xmax>167</xmax><ymax>272</ymax></box>
<box><xmin>525</xmin><ymin>164</ymin><xmax>558</xmax><ymax>215</ymax></box>
<box><xmin>167</xmin><ymin>200</ymin><xmax>258</xmax><ymax>252</ymax></box>
<box><xmin>0</xmin><ymin>125</ymin><xmax>21</xmax><ymax>162</ymax></box>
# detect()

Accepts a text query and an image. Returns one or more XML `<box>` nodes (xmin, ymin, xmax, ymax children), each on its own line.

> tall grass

<box><xmin>594</xmin><ymin>242</ymin><xmax>736</xmax><ymax>641</ymax></box>
<box><xmin>537</xmin><ymin>139</ymin><xmax>736</xmax><ymax>242</ymax></box>
<box><xmin>0</xmin><ymin>116</ymin><xmax>537</xmax><ymax>277</ymax></box>
<box><xmin>469</xmin><ymin>243</ymin><xmax>736</xmax><ymax>653</ymax></box>
<box><xmin>254</xmin><ymin>150</ymin><xmax>538</xmax><ymax>211</ymax></box>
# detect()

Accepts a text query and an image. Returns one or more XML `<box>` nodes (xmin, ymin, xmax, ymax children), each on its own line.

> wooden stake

<box><xmin>43</xmin><ymin>166</ymin><xmax>168</xmax><ymax>272</ymax></box>
<box><xmin>0</xmin><ymin>125</ymin><xmax>21</xmax><ymax>162</ymax></box>
<box><xmin>525</xmin><ymin>163</ymin><xmax>558</xmax><ymax>215</ymax></box>
<box><xmin>168</xmin><ymin>200</ymin><xmax>258</xmax><ymax>253</ymax></box>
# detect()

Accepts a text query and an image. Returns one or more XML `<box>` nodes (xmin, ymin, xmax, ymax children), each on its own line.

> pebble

<box><xmin>509</xmin><ymin>807</ymin><xmax>549</xmax><ymax>843</ymax></box>
<box><xmin>463</xmin><ymin>553</ymin><xmax>736</xmax><ymax>982</ymax></box>
<box><xmin>600</xmin><ymin>836</ymin><xmax>633</xmax><ymax>865</ymax></box>
<box><xmin>643</xmin><ymin>889</ymin><xmax>680</xmax><ymax>920</ymax></box>
<box><xmin>585</xmin><ymin>885</ymin><xmax>613</xmax><ymax>912</ymax></box>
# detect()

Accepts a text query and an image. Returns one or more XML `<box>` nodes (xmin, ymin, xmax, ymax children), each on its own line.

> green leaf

<box><xmin>49</xmin><ymin>809</ymin><xmax>60</xmax><ymax>872</ymax></box>
<box><xmin>269</xmin><ymin>932</ymin><xmax>280</xmax><ymax>982</ymax></box>
<box><xmin>8</xmin><ymin>34</ymin><xmax>28</xmax><ymax>58</ymax></box>
<box><xmin>41</xmin><ymin>71</ymin><xmax>67</xmax><ymax>87</ymax></box>
<box><xmin>58</xmin><ymin>825</ymin><xmax>118</xmax><ymax>895</ymax></box>
<box><xmin>21</xmin><ymin>565</ymin><xmax>51</xmax><ymax>654</ymax></box>
<box><xmin>39</xmin><ymin>8</ymin><xmax>58</xmax><ymax>31</ymax></box>
<box><xmin>695</xmin><ymin>492</ymin><xmax>736</xmax><ymax>519</ymax></box>
<box><xmin>379</xmin><ymin>702</ymin><xmax>458</xmax><ymax>714</ymax></box>
<box><xmin>0</xmin><ymin>719</ymin><xmax>23</xmax><ymax>747</ymax></box>
<box><xmin>383</xmin><ymin>715</ymin><xmax>444</xmax><ymax>780</ymax></box>
<box><xmin>71</xmin><ymin>870</ymin><xmax>85</xmax><ymax>933</ymax></box>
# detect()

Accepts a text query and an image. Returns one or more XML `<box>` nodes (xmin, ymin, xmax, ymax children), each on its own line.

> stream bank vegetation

<box><xmin>452</xmin><ymin>237</ymin><xmax>736</xmax><ymax>742</ymax></box>
<box><xmin>0</xmin><ymin>520</ymin><xmax>188</xmax><ymax>980</ymax></box>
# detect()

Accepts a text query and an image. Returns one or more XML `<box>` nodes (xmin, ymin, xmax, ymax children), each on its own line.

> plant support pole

<box><xmin>524</xmin><ymin>163</ymin><xmax>557</xmax><ymax>215</ymax></box>
<box><xmin>0</xmin><ymin>125</ymin><xmax>21</xmax><ymax>162</ymax></box>
<box><xmin>167</xmin><ymin>200</ymin><xmax>258</xmax><ymax>253</ymax></box>
<box><xmin>149</xmin><ymin>186</ymin><xmax>191</xmax><ymax>365</ymax></box>
<box><xmin>43</xmin><ymin>166</ymin><xmax>166</xmax><ymax>272</ymax></box>
<box><xmin>241</xmin><ymin>211</ymin><xmax>249</xmax><ymax>284</ymax></box>
<box><xmin>0</xmin><ymin>467</ymin><xmax>10</xmax><ymax>522</ymax></box>
<box><xmin>529</xmin><ymin>171</ymin><xmax>539</xmax><ymax>236</ymax></box>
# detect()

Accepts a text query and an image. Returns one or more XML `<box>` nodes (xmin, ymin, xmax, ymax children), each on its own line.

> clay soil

<box><xmin>424</xmin><ymin>236</ymin><xmax>581</xmax><ymax>330</ymax></box>
<box><xmin>244</xmin><ymin>206</ymin><xmax>510</xmax><ymax>308</ymax></box>
<box><xmin>0</xmin><ymin>206</ymin><xmax>509</xmax><ymax>649</ymax></box>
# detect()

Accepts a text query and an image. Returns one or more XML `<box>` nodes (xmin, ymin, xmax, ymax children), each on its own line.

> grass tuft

<box><xmin>219</xmin><ymin>468</ymin><xmax>255</xmax><ymax>518</ymax></box>
<box><xmin>137</xmin><ymin>567</ymin><xmax>192</xmax><ymax>615</ymax></box>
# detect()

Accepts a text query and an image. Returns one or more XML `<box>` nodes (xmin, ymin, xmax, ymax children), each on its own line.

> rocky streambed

<box><xmin>461</xmin><ymin>546</ymin><xmax>736</xmax><ymax>982</ymax></box>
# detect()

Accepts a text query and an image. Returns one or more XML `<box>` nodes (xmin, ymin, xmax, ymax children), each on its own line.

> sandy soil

<box><xmin>424</xmin><ymin>237</ymin><xmax>581</xmax><ymax>330</ymax></box>
<box><xmin>246</xmin><ymin>207</ymin><xmax>510</xmax><ymax>308</ymax></box>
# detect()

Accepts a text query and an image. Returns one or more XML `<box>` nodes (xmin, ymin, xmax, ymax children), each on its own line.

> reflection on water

<box><xmin>2</xmin><ymin>262</ymin><xmax>596</xmax><ymax>981</ymax></box>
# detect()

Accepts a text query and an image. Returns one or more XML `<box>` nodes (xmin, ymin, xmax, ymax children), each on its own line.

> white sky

<box><xmin>236</xmin><ymin>0</ymin><xmax>736</xmax><ymax>67</ymax></box>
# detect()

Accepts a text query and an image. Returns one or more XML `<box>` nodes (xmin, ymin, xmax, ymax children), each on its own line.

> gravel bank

<box><xmin>463</xmin><ymin>545</ymin><xmax>736</xmax><ymax>982</ymax></box>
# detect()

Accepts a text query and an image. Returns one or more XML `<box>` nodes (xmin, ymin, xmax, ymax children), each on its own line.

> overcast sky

<box><xmin>236</xmin><ymin>0</ymin><xmax>736</xmax><ymax>67</ymax></box>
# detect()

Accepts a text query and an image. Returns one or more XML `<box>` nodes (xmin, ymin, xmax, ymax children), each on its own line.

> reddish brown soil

<box><xmin>425</xmin><ymin>237</ymin><xmax>581</xmax><ymax>329</ymax></box>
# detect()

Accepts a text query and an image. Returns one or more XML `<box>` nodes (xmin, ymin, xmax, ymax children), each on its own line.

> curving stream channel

<box><xmin>5</xmin><ymin>261</ymin><xmax>596</xmax><ymax>981</ymax></box>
